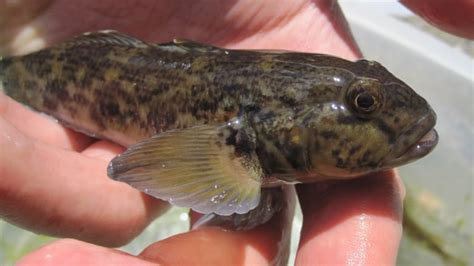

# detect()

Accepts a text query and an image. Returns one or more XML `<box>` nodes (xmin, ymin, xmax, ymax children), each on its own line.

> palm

<box><xmin>1</xmin><ymin>1</ymin><xmax>402</xmax><ymax>265</ymax></box>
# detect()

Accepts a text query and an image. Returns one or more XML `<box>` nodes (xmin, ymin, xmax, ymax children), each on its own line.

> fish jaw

<box><xmin>380</xmin><ymin>110</ymin><xmax>438</xmax><ymax>168</ymax></box>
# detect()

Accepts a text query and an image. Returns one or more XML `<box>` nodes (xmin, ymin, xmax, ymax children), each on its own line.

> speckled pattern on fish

<box><xmin>0</xmin><ymin>31</ymin><xmax>438</xmax><ymax>230</ymax></box>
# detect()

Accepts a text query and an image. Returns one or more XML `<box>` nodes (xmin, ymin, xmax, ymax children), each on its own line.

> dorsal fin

<box><xmin>58</xmin><ymin>30</ymin><xmax>149</xmax><ymax>48</ymax></box>
<box><xmin>173</xmin><ymin>38</ymin><xmax>221</xmax><ymax>51</ymax></box>
<box><xmin>155</xmin><ymin>38</ymin><xmax>224</xmax><ymax>54</ymax></box>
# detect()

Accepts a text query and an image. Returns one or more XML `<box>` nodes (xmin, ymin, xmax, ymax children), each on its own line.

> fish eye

<box><xmin>346</xmin><ymin>78</ymin><xmax>383</xmax><ymax>116</ymax></box>
<box><xmin>355</xmin><ymin>92</ymin><xmax>377</xmax><ymax>112</ymax></box>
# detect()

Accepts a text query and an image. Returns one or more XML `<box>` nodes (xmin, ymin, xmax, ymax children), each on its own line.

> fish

<box><xmin>0</xmin><ymin>31</ymin><xmax>438</xmax><ymax>230</ymax></box>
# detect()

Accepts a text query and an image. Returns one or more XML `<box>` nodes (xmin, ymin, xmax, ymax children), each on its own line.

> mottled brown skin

<box><xmin>0</xmin><ymin>31</ymin><xmax>436</xmax><ymax>182</ymax></box>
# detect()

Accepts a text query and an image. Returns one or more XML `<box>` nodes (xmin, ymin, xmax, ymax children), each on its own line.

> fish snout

<box><xmin>381</xmin><ymin>109</ymin><xmax>438</xmax><ymax>167</ymax></box>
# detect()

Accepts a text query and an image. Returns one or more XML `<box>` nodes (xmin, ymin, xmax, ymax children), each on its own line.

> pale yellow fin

<box><xmin>108</xmin><ymin>125</ymin><xmax>263</xmax><ymax>215</ymax></box>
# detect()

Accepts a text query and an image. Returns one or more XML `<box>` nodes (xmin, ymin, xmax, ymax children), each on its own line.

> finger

<box><xmin>17</xmin><ymin>188</ymin><xmax>296</xmax><ymax>265</ymax></box>
<box><xmin>16</xmin><ymin>239</ymin><xmax>156</xmax><ymax>265</ymax></box>
<box><xmin>401</xmin><ymin>0</ymin><xmax>474</xmax><ymax>39</ymax></box>
<box><xmin>0</xmin><ymin>93</ymin><xmax>94</xmax><ymax>151</ymax></box>
<box><xmin>2</xmin><ymin>0</ymin><xmax>359</xmax><ymax>59</ymax></box>
<box><xmin>141</xmin><ymin>186</ymin><xmax>297</xmax><ymax>265</ymax></box>
<box><xmin>0</xmin><ymin>117</ymin><xmax>168</xmax><ymax>246</ymax></box>
<box><xmin>296</xmin><ymin>170</ymin><xmax>403</xmax><ymax>265</ymax></box>
<box><xmin>80</xmin><ymin>139</ymin><xmax>125</xmax><ymax>160</ymax></box>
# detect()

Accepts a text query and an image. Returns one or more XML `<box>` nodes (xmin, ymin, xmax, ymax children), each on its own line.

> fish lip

<box><xmin>383</xmin><ymin>128</ymin><xmax>438</xmax><ymax>167</ymax></box>
<box><xmin>380</xmin><ymin>111</ymin><xmax>438</xmax><ymax>167</ymax></box>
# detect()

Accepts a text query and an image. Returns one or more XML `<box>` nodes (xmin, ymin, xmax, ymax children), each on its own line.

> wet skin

<box><xmin>1</xmin><ymin>31</ymin><xmax>437</xmax><ymax>233</ymax></box>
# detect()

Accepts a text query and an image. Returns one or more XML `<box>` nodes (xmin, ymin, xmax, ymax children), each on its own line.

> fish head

<box><xmin>296</xmin><ymin>60</ymin><xmax>438</xmax><ymax>178</ymax></box>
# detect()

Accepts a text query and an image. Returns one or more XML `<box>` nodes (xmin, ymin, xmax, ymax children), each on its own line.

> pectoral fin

<box><xmin>108</xmin><ymin>125</ymin><xmax>263</xmax><ymax>216</ymax></box>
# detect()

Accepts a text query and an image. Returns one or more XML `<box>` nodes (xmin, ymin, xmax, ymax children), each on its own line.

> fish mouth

<box><xmin>381</xmin><ymin>111</ymin><xmax>438</xmax><ymax>168</ymax></box>
<box><xmin>384</xmin><ymin>128</ymin><xmax>438</xmax><ymax>167</ymax></box>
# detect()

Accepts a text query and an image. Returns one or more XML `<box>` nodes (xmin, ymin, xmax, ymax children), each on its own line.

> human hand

<box><xmin>401</xmin><ymin>0</ymin><xmax>474</xmax><ymax>39</ymax></box>
<box><xmin>1</xmin><ymin>0</ymin><xmax>404</xmax><ymax>264</ymax></box>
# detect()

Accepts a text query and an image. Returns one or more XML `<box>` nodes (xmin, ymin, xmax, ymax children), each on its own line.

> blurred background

<box><xmin>1</xmin><ymin>1</ymin><xmax>473</xmax><ymax>265</ymax></box>
<box><xmin>337</xmin><ymin>2</ymin><xmax>473</xmax><ymax>266</ymax></box>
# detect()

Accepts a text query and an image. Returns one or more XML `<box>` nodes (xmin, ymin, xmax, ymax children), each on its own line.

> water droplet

<box><xmin>210</xmin><ymin>195</ymin><xmax>219</xmax><ymax>203</ymax></box>
<box><xmin>210</xmin><ymin>192</ymin><xmax>226</xmax><ymax>204</ymax></box>
<box><xmin>179</xmin><ymin>213</ymin><xmax>189</xmax><ymax>221</ymax></box>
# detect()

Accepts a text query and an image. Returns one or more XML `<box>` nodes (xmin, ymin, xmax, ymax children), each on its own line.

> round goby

<box><xmin>0</xmin><ymin>31</ymin><xmax>438</xmax><ymax>230</ymax></box>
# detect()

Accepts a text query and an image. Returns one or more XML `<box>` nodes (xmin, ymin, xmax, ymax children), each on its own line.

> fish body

<box><xmin>0</xmin><ymin>31</ymin><xmax>438</xmax><ymax>229</ymax></box>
